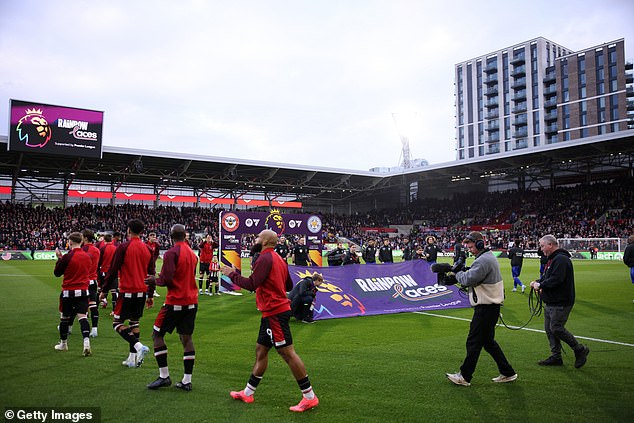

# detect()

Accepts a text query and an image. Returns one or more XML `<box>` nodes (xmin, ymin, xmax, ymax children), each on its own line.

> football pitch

<box><xmin>0</xmin><ymin>258</ymin><xmax>633</xmax><ymax>422</ymax></box>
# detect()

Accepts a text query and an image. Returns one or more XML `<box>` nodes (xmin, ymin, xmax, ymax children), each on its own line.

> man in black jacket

<box><xmin>530</xmin><ymin>234</ymin><xmax>589</xmax><ymax>369</ymax></box>
<box><xmin>624</xmin><ymin>235</ymin><xmax>634</xmax><ymax>288</ymax></box>
<box><xmin>362</xmin><ymin>240</ymin><xmax>377</xmax><ymax>264</ymax></box>
<box><xmin>288</xmin><ymin>273</ymin><xmax>324</xmax><ymax>323</ymax></box>
<box><xmin>378</xmin><ymin>239</ymin><xmax>393</xmax><ymax>263</ymax></box>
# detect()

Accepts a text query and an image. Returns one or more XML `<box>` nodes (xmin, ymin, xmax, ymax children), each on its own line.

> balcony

<box><xmin>627</xmin><ymin>86</ymin><xmax>634</xmax><ymax>97</ymax></box>
<box><xmin>486</xmin><ymin>144</ymin><xmax>500</xmax><ymax>154</ymax></box>
<box><xmin>484</xmin><ymin>86</ymin><xmax>498</xmax><ymax>96</ymax></box>
<box><xmin>545</xmin><ymin>124</ymin><xmax>558</xmax><ymax>134</ymax></box>
<box><xmin>486</xmin><ymin>120</ymin><xmax>500</xmax><ymax>131</ymax></box>
<box><xmin>512</xmin><ymin>104</ymin><xmax>527</xmax><ymax>113</ymax></box>
<box><xmin>626</xmin><ymin>74</ymin><xmax>634</xmax><ymax>84</ymax></box>
<box><xmin>485</xmin><ymin>99</ymin><xmax>499</xmax><ymax>108</ymax></box>
<box><xmin>485</xmin><ymin>110</ymin><xmax>500</xmax><ymax>119</ymax></box>
<box><xmin>485</xmin><ymin>74</ymin><xmax>498</xmax><ymax>85</ymax></box>
<box><xmin>512</xmin><ymin>90</ymin><xmax>527</xmax><ymax>101</ymax></box>
<box><xmin>512</xmin><ymin>65</ymin><xmax>526</xmax><ymax>76</ymax></box>
<box><xmin>514</xmin><ymin>138</ymin><xmax>528</xmax><ymax>150</ymax></box>
<box><xmin>484</xmin><ymin>62</ymin><xmax>498</xmax><ymax>73</ymax></box>
<box><xmin>512</xmin><ymin>129</ymin><xmax>528</xmax><ymax>138</ymax></box>
<box><xmin>544</xmin><ymin>111</ymin><xmax>558</xmax><ymax>121</ymax></box>
<box><xmin>544</xmin><ymin>86</ymin><xmax>557</xmax><ymax>97</ymax></box>
<box><xmin>511</xmin><ymin>78</ymin><xmax>526</xmax><ymax>89</ymax></box>
<box><xmin>513</xmin><ymin>115</ymin><xmax>528</xmax><ymax>126</ymax></box>
<box><xmin>626</xmin><ymin>62</ymin><xmax>633</xmax><ymax>71</ymax></box>
<box><xmin>544</xmin><ymin>98</ymin><xmax>557</xmax><ymax>108</ymax></box>
<box><xmin>486</xmin><ymin>134</ymin><xmax>500</xmax><ymax>143</ymax></box>
<box><xmin>627</xmin><ymin>100</ymin><xmax>634</xmax><ymax>111</ymax></box>
<box><xmin>510</xmin><ymin>55</ymin><xmax>526</xmax><ymax>65</ymax></box>
<box><xmin>543</xmin><ymin>73</ymin><xmax>556</xmax><ymax>83</ymax></box>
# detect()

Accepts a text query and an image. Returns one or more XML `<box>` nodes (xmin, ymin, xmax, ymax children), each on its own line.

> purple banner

<box><xmin>289</xmin><ymin>260</ymin><xmax>470</xmax><ymax>320</ymax></box>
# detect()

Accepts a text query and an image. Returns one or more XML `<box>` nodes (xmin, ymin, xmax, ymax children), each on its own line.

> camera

<box><xmin>430</xmin><ymin>258</ymin><xmax>467</xmax><ymax>286</ymax></box>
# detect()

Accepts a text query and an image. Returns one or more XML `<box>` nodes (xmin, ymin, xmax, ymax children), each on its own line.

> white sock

<box><xmin>303</xmin><ymin>388</ymin><xmax>315</xmax><ymax>400</ymax></box>
<box><xmin>244</xmin><ymin>385</ymin><xmax>256</xmax><ymax>396</ymax></box>
<box><xmin>182</xmin><ymin>374</ymin><xmax>192</xmax><ymax>384</ymax></box>
<box><xmin>159</xmin><ymin>367</ymin><xmax>169</xmax><ymax>378</ymax></box>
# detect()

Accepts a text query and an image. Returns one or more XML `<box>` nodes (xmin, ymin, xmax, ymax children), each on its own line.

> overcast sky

<box><xmin>1</xmin><ymin>0</ymin><xmax>633</xmax><ymax>171</ymax></box>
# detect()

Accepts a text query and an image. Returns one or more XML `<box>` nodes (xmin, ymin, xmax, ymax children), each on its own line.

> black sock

<box><xmin>117</xmin><ymin>329</ymin><xmax>137</xmax><ymax>346</ymax></box>
<box><xmin>183</xmin><ymin>350</ymin><xmax>195</xmax><ymax>376</ymax></box>
<box><xmin>59</xmin><ymin>317</ymin><xmax>69</xmax><ymax>341</ymax></box>
<box><xmin>78</xmin><ymin>317</ymin><xmax>90</xmax><ymax>339</ymax></box>
<box><xmin>155</xmin><ymin>345</ymin><xmax>168</xmax><ymax>368</ymax></box>
<box><xmin>90</xmin><ymin>305</ymin><xmax>99</xmax><ymax>328</ymax></box>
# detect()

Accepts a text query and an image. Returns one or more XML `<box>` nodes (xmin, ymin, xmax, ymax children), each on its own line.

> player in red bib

<box><xmin>146</xmin><ymin>224</ymin><xmax>199</xmax><ymax>391</ymax></box>
<box><xmin>81</xmin><ymin>229</ymin><xmax>101</xmax><ymax>337</ymax></box>
<box><xmin>197</xmin><ymin>234</ymin><xmax>216</xmax><ymax>295</ymax></box>
<box><xmin>53</xmin><ymin>232</ymin><xmax>93</xmax><ymax>356</ymax></box>
<box><xmin>101</xmin><ymin>219</ymin><xmax>155</xmax><ymax>368</ymax></box>
<box><xmin>97</xmin><ymin>234</ymin><xmax>118</xmax><ymax>312</ymax></box>
<box><xmin>146</xmin><ymin>232</ymin><xmax>161</xmax><ymax>298</ymax></box>
<box><xmin>221</xmin><ymin>229</ymin><xmax>319</xmax><ymax>413</ymax></box>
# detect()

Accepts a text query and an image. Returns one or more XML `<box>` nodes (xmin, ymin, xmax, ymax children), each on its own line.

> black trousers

<box><xmin>460</xmin><ymin>304</ymin><xmax>515</xmax><ymax>382</ymax></box>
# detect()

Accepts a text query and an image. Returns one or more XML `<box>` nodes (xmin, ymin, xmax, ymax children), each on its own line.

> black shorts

<box><xmin>60</xmin><ymin>295</ymin><xmax>89</xmax><ymax>317</ymax></box>
<box><xmin>113</xmin><ymin>294</ymin><xmax>146</xmax><ymax>322</ymax></box>
<box><xmin>153</xmin><ymin>304</ymin><xmax>198</xmax><ymax>336</ymax></box>
<box><xmin>199</xmin><ymin>262</ymin><xmax>210</xmax><ymax>275</ymax></box>
<box><xmin>257</xmin><ymin>310</ymin><xmax>293</xmax><ymax>349</ymax></box>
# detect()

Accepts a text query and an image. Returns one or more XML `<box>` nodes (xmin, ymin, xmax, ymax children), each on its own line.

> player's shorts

<box><xmin>257</xmin><ymin>310</ymin><xmax>293</xmax><ymax>349</ymax></box>
<box><xmin>153</xmin><ymin>304</ymin><xmax>198</xmax><ymax>335</ymax></box>
<box><xmin>199</xmin><ymin>262</ymin><xmax>210</xmax><ymax>275</ymax></box>
<box><xmin>210</xmin><ymin>272</ymin><xmax>219</xmax><ymax>282</ymax></box>
<box><xmin>113</xmin><ymin>293</ymin><xmax>146</xmax><ymax>322</ymax></box>
<box><xmin>59</xmin><ymin>291</ymin><xmax>89</xmax><ymax>317</ymax></box>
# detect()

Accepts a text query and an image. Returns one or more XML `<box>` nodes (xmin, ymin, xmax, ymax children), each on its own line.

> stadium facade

<box><xmin>455</xmin><ymin>37</ymin><xmax>633</xmax><ymax>161</ymax></box>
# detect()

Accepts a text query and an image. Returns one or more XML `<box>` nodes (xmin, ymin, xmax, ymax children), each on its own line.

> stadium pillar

<box><xmin>153</xmin><ymin>185</ymin><xmax>158</xmax><ymax>208</ymax></box>
<box><xmin>110</xmin><ymin>182</ymin><xmax>115</xmax><ymax>206</ymax></box>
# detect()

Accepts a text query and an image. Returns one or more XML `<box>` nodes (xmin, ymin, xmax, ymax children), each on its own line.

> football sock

<box><xmin>78</xmin><ymin>316</ymin><xmax>90</xmax><ymax>339</ymax></box>
<box><xmin>244</xmin><ymin>374</ymin><xmax>262</xmax><ymax>396</ymax></box>
<box><xmin>90</xmin><ymin>305</ymin><xmax>99</xmax><ymax>328</ymax></box>
<box><xmin>117</xmin><ymin>329</ymin><xmax>137</xmax><ymax>345</ymax></box>
<box><xmin>59</xmin><ymin>317</ymin><xmax>70</xmax><ymax>341</ymax></box>
<box><xmin>297</xmin><ymin>376</ymin><xmax>315</xmax><ymax>400</ymax></box>
<box><xmin>183</xmin><ymin>350</ymin><xmax>195</xmax><ymax>379</ymax></box>
<box><xmin>155</xmin><ymin>345</ymin><xmax>169</xmax><ymax>377</ymax></box>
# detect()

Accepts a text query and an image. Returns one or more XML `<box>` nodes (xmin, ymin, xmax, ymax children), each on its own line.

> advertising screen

<box><xmin>8</xmin><ymin>99</ymin><xmax>104</xmax><ymax>158</ymax></box>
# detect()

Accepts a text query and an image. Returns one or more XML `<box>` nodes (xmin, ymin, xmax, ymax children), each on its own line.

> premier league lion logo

<box><xmin>16</xmin><ymin>108</ymin><xmax>52</xmax><ymax>148</ymax></box>
<box><xmin>265</xmin><ymin>209</ymin><xmax>286</xmax><ymax>235</ymax></box>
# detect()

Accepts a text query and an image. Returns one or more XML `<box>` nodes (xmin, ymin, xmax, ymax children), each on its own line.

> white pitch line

<box><xmin>415</xmin><ymin>311</ymin><xmax>634</xmax><ymax>348</ymax></box>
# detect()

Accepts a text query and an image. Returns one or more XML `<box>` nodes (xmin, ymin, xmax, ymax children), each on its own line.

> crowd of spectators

<box><xmin>1</xmin><ymin>180</ymin><xmax>631</xmax><ymax>253</ymax></box>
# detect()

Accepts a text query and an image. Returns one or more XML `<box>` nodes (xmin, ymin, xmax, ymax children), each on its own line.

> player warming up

<box><xmin>101</xmin><ymin>219</ymin><xmax>154</xmax><ymax>368</ymax></box>
<box><xmin>53</xmin><ymin>232</ymin><xmax>93</xmax><ymax>356</ymax></box>
<box><xmin>146</xmin><ymin>224</ymin><xmax>199</xmax><ymax>391</ymax></box>
<box><xmin>221</xmin><ymin>229</ymin><xmax>319</xmax><ymax>412</ymax></box>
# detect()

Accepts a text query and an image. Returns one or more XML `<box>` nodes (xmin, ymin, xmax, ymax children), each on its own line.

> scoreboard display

<box><xmin>8</xmin><ymin>99</ymin><xmax>104</xmax><ymax>159</ymax></box>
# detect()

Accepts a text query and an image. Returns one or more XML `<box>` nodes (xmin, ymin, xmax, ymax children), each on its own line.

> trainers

<box><xmin>446</xmin><ymin>372</ymin><xmax>470</xmax><ymax>386</ymax></box>
<box><xmin>492</xmin><ymin>374</ymin><xmax>518</xmax><ymax>383</ymax></box>
<box><xmin>230</xmin><ymin>390</ymin><xmax>254</xmax><ymax>403</ymax></box>
<box><xmin>83</xmin><ymin>343</ymin><xmax>92</xmax><ymax>356</ymax></box>
<box><xmin>199</xmin><ymin>289</ymin><xmax>203</xmax><ymax>294</ymax></box>
<box><xmin>302</xmin><ymin>318</ymin><xmax>315</xmax><ymax>324</ymax></box>
<box><xmin>147</xmin><ymin>376</ymin><xmax>172</xmax><ymax>390</ymax></box>
<box><xmin>90</xmin><ymin>327</ymin><xmax>98</xmax><ymax>338</ymax></box>
<box><xmin>136</xmin><ymin>345</ymin><xmax>150</xmax><ymax>367</ymax></box>
<box><xmin>521</xmin><ymin>285</ymin><xmax>526</xmax><ymax>293</ymax></box>
<box><xmin>512</xmin><ymin>288</ymin><xmax>517</xmax><ymax>292</ymax></box>
<box><xmin>122</xmin><ymin>358</ymin><xmax>136</xmax><ymax>368</ymax></box>
<box><xmin>538</xmin><ymin>356</ymin><xmax>563</xmax><ymax>366</ymax></box>
<box><xmin>290</xmin><ymin>396</ymin><xmax>319</xmax><ymax>412</ymax></box>
<box><xmin>154</xmin><ymin>292</ymin><xmax>160</xmax><ymax>297</ymax></box>
<box><xmin>54</xmin><ymin>341</ymin><xmax>68</xmax><ymax>351</ymax></box>
<box><xmin>175</xmin><ymin>381</ymin><xmax>193</xmax><ymax>391</ymax></box>
<box><xmin>574</xmin><ymin>345</ymin><xmax>590</xmax><ymax>369</ymax></box>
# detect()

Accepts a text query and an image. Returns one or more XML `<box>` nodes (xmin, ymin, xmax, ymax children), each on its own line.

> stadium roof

<box><xmin>1</xmin><ymin>130</ymin><xmax>633</xmax><ymax>205</ymax></box>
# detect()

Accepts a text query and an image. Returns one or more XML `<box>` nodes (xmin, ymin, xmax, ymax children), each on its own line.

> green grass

<box><xmin>1</xmin><ymin>258</ymin><xmax>633</xmax><ymax>422</ymax></box>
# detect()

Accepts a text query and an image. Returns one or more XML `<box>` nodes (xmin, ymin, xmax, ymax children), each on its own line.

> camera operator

<box><xmin>444</xmin><ymin>231</ymin><xmax>517</xmax><ymax>386</ymax></box>
<box><xmin>288</xmin><ymin>272</ymin><xmax>324</xmax><ymax>323</ymax></box>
